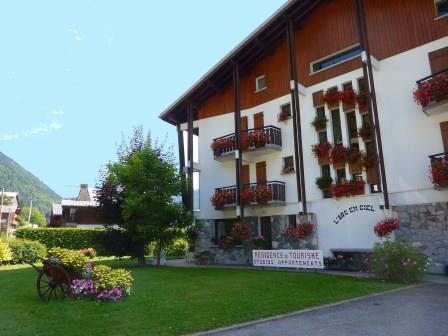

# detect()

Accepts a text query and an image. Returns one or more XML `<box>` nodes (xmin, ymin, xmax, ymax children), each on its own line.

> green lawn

<box><xmin>0</xmin><ymin>260</ymin><xmax>400</xmax><ymax>336</ymax></box>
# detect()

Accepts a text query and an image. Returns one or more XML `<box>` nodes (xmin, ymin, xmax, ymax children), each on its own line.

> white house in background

<box><xmin>50</xmin><ymin>184</ymin><xmax>107</xmax><ymax>228</ymax></box>
<box><xmin>160</xmin><ymin>0</ymin><xmax>448</xmax><ymax>272</ymax></box>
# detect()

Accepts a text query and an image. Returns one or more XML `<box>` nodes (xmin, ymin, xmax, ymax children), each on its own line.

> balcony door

<box><xmin>254</xmin><ymin>112</ymin><xmax>264</xmax><ymax>129</ymax></box>
<box><xmin>256</xmin><ymin>161</ymin><xmax>267</xmax><ymax>184</ymax></box>
<box><xmin>260</xmin><ymin>216</ymin><xmax>272</xmax><ymax>249</ymax></box>
<box><xmin>441</xmin><ymin>122</ymin><xmax>448</xmax><ymax>152</ymax></box>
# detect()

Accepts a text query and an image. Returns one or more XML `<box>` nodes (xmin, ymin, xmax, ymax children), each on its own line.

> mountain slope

<box><xmin>0</xmin><ymin>152</ymin><xmax>60</xmax><ymax>216</ymax></box>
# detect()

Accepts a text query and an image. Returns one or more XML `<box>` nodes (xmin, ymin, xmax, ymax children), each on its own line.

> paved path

<box><xmin>194</xmin><ymin>284</ymin><xmax>448</xmax><ymax>336</ymax></box>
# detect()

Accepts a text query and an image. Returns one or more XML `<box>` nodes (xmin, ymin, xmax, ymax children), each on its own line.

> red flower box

<box><xmin>210</xmin><ymin>137</ymin><xmax>234</xmax><ymax>156</ymax></box>
<box><xmin>323</xmin><ymin>89</ymin><xmax>341</xmax><ymax>109</ymax></box>
<box><xmin>312</xmin><ymin>142</ymin><xmax>332</xmax><ymax>164</ymax></box>
<box><xmin>240</xmin><ymin>188</ymin><xmax>256</xmax><ymax>206</ymax></box>
<box><xmin>277</xmin><ymin>111</ymin><xmax>290</xmax><ymax>122</ymax></box>
<box><xmin>255</xmin><ymin>185</ymin><xmax>273</xmax><ymax>205</ymax></box>
<box><xmin>430</xmin><ymin>159</ymin><xmax>448</xmax><ymax>188</ymax></box>
<box><xmin>341</xmin><ymin>88</ymin><xmax>356</xmax><ymax>111</ymax></box>
<box><xmin>331</xmin><ymin>179</ymin><xmax>366</xmax><ymax>198</ymax></box>
<box><xmin>211</xmin><ymin>190</ymin><xmax>232</xmax><ymax>209</ymax></box>
<box><xmin>356</xmin><ymin>91</ymin><xmax>368</xmax><ymax>112</ymax></box>
<box><xmin>374</xmin><ymin>217</ymin><xmax>400</xmax><ymax>238</ymax></box>
<box><xmin>413</xmin><ymin>73</ymin><xmax>448</xmax><ymax>107</ymax></box>
<box><xmin>283</xmin><ymin>223</ymin><xmax>314</xmax><ymax>240</ymax></box>
<box><xmin>330</xmin><ymin>144</ymin><xmax>349</xmax><ymax>168</ymax></box>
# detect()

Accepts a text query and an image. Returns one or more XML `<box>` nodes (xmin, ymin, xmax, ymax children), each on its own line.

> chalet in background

<box><xmin>50</xmin><ymin>184</ymin><xmax>107</xmax><ymax>228</ymax></box>
<box><xmin>0</xmin><ymin>192</ymin><xmax>21</xmax><ymax>236</ymax></box>
<box><xmin>160</xmin><ymin>0</ymin><xmax>448</xmax><ymax>272</ymax></box>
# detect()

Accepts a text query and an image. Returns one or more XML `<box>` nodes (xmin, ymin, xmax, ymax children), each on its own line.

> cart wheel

<box><xmin>36</xmin><ymin>266</ymin><xmax>71</xmax><ymax>302</ymax></box>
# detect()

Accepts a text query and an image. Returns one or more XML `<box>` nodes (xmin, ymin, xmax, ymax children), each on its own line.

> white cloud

<box><xmin>50</xmin><ymin>109</ymin><xmax>64</xmax><ymax>117</ymax></box>
<box><xmin>0</xmin><ymin>121</ymin><xmax>63</xmax><ymax>141</ymax></box>
<box><xmin>69</xmin><ymin>28</ymin><xmax>82</xmax><ymax>41</ymax></box>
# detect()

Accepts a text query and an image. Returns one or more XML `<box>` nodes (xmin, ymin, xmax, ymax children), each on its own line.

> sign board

<box><xmin>252</xmin><ymin>250</ymin><xmax>324</xmax><ymax>269</ymax></box>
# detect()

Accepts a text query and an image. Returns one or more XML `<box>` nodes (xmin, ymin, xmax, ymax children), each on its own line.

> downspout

<box><xmin>286</xmin><ymin>20</ymin><xmax>308</xmax><ymax>215</ymax></box>
<box><xmin>232</xmin><ymin>62</ymin><xmax>244</xmax><ymax>221</ymax></box>
<box><xmin>354</xmin><ymin>0</ymin><xmax>390</xmax><ymax>209</ymax></box>
<box><xmin>187</xmin><ymin>103</ymin><xmax>194</xmax><ymax>213</ymax></box>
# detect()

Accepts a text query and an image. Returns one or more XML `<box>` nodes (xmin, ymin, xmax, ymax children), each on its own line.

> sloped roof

<box><xmin>159</xmin><ymin>0</ymin><xmax>323</xmax><ymax>125</ymax></box>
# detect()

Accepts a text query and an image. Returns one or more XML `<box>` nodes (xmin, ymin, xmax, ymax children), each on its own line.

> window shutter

<box><xmin>242</xmin><ymin>165</ymin><xmax>250</xmax><ymax>186</ymax></box>
<box><xmin>429</xmin><ymin>47</ymin><xmax>448</xmax><ymax>74</ymax></box>
<box><xmin>253</xmin><ymin>112</ymin><xmax>264</xmax><ymax>129</ymax></box>
<box><xmin>256</xmin><ymin>161</ymin><xmax>267</xmax><ymax>184</ymax></box>
<box><xmin>440</xmin><ymin>122</ymin><xmax>448</xmax><ymax>152</ymax></box>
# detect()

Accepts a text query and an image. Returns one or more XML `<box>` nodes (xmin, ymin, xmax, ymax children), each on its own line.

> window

<box><xmin>321</xmin><ymin>164</ymin><xmax>332</xmax><ymax>199</ymax></box>
<box><xmin>288</xmin><ymin>215</ymin><xmax>297</xmax><ymax>228</ymax></box>
<box><xmin>318</xmin><ymin>131</ymin><xmax>328</xmax><ymax>144</ymax></box>
<box><xmin>336</xmin><ymin>168</ymin><xmax>346</xmax><ymax>182</ymax></box>
<box><xmin>311</xmin><ymin>45</ymin><xmax>362</xmax><ymax>73</ymax></box>
<box><xmin>282</xmin><ymin>156</ymin><xmax>294</xmax><ymax>174</ymax></box>
<box><xmin>346</xmin><ymin>111</ymin><xmax>359</xmax><ymax>145</ymax></box>
<box><xmin>255</xmin><ymin>75</ymin><xmax>267</xmax><ymax>92</ymax></box>
<box><xmin>281</xmin><ymin>103</ymin><xmax>292</xmax><ymax>117</ymax></box>
<box><xmin>436</xmin><ymin>0</ymin><xmax>448</xmax><ymax>18</ymax></box>
<box><xmin>331</xmin><ymin>109</ymin><xmax>343</xmax><ymax>144</ymax></box>
<box><xmin>316</xmin><ymin>106</ymin><xmax>325</xmax><ymax>119</ymax></box>
<box><xmin>214</xmin><ymin>219</ymin><xmax>239</xmax><ymax>243</ymax></box>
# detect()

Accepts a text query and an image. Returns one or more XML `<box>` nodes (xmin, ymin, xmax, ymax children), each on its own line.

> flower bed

<box><xmin>251</xmin><ymin>235</ymin><xmax>268</xmax><ymax>250</ymax></box>
<box><xmin>374</xmin><ymin>217</ymin><xmax>400</xmax><ymax>238</ymax></box>
<box><xmin>217</xmin><ymin>223</ymin><xmax>251</xmax><ymax>249</ymax></box>
<box><xmin>331</xmin><ymin>179</ymin><xmax>365</xmax><ymax>198</ymax></box>
<box><xmin>413</xmin><ymin>73</ymin><xmax>448</xmax><ymax>107</ymax></box>
<box><xmin>430</xmin><ymin>159</ymin><xmax>448</xmax><ymax>188</ymax></box>
<box><xmin>211</xmin><ymin>190</ymin><xmax>232</xmax><ymax>209</ymax></box>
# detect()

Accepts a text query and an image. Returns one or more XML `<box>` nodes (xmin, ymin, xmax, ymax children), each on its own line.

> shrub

<box><xmin>93</xmin><ymin>228</ymin><xmax>137</xmax><ymax>258</ymax></box>
<box><xmin>8</xmin><ymin>239</ymin><xmax>46</xmax><ymax>264</ymax></box>
<box><xmin>370</xmin><ymin>241</ymin><xmax>428</xmax><ymax>283</ymax></box>
<box><xmin>48</xmin><ymin>247</ymin><xmax>88</xmax><ymax>274</ymax></box>
<box><xmin>0</xmin><ymin>241</ymin><xmax>12</xmax><ymax>264</ymax></box>
<box><xmin>92</xmin><ymin>264</ymin><xmax>133</xmax><ymax>292</ymax></box>
<box><xmin>311</xmin><ymin>115</ymin><xmax>328</xmax><ymax>131</ymax></box>
<box><xmin>165</xmin><ymin>238</ymin><xmax>188</xmax><ymax>258</ymax></box>
<box><xmin>16</xmin><ymin>228</ymin><xmax>102</xmax><ymax>251</ymax></box>
<box><xmin>315</xmin><ymin>176</ymin><xmax>333</xmax><ymax>190</ymax></box>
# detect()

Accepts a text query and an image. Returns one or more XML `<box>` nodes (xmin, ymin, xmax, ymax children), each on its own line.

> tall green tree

<box><xmin>17</xmin><ymin>207</ymin><xmax>47</xmax><ymax>227</ymax></box>
<box><xmin>99</xmin><ymin>127</ymin><xmax>192</xmax><ymax>265</ymax></box>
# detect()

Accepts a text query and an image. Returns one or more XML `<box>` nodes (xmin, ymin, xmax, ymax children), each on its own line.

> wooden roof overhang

<box><xmin>159</xmin><ymin>0</ymin><xmax>325</xmax><ymax>125</ymax></box>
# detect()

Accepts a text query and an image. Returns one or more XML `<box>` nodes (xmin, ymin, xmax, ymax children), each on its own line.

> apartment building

<box><xmin>160</xmin><ymin>0</ymin><xmax>448</xmax><ymax>272</ymax></box>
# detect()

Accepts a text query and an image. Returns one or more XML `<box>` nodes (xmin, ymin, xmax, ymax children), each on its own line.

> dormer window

<box><xmin>255</xmin><ymin>75</ymin><xmax>267</xmax><ymax>92</ymax></box>
<box><xmin>436</xmin><ymin>0</ymin><xmax>448</xmax><ymax>18</ymax></box>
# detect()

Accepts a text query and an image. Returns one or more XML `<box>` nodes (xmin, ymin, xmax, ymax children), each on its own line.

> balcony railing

<box><xmin>211</xmin><ymin>126</ymin><xmax>282</xmax><ymax>160</ymax></box>
<box><xmin>212</xmin><ymin>181</ymin><xmax>286</xmax><ymax>208</ymax></box>
<box><xmin>429</xmin><ymin>152</ymin><xmax>448</xmax><ymax>190</ymax></box>
<box><xmin>415</xmin><ymin>68</ymin><xmax>448</xmax><ymax>116</ymax></box>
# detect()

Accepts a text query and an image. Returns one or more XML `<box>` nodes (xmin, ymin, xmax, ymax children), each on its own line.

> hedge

<box><xmin>15</xmin><ymin>228</ymin><xmax>103</xmax><ymax>251</ymax></box>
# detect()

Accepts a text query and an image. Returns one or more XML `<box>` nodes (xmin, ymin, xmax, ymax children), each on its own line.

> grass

<box><xmin>0</xmin><ymin>259</ymin><xmax>400</xmax><ymax>336</ymax></box>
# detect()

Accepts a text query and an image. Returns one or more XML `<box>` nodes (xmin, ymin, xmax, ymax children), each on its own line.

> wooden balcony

<box><xmin>211</xmin><ymin>126</ymin><xmax>282</xmax><ymax>162</ymax></box>
<box><xmin>212</xmin><ymin>181</ymin><xmax>286</xmax><ymax>209</ymax></box>
<box><xmin>415</xmin><ymin>69</ymin><xmax>448</xmax><ymax>116</ymax></box>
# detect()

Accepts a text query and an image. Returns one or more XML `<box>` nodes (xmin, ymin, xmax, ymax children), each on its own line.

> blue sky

<box><xmin>0</xmin><ymin>0</ymin><xmax>286</xmax><ymax>198</ymax></box>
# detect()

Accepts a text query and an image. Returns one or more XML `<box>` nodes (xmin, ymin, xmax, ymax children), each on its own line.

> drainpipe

<box><xmin>232</xmin><ymin>62</ymin><xmax>244</xmax><ymax>221</ymax></box>
<box><xmin>286</xmin><ymin>20</ymin><xmax>308</xmax><ymax>215</ymax></box>
<box><xmin>354</xmin><ymin>0</ymin><xmax>390</xmax><ymax>209</ymax></box>
<box><xmin>187</xmin><ymin>103</ymin><xmax>194</xmax><ymax>213</ymax></box>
